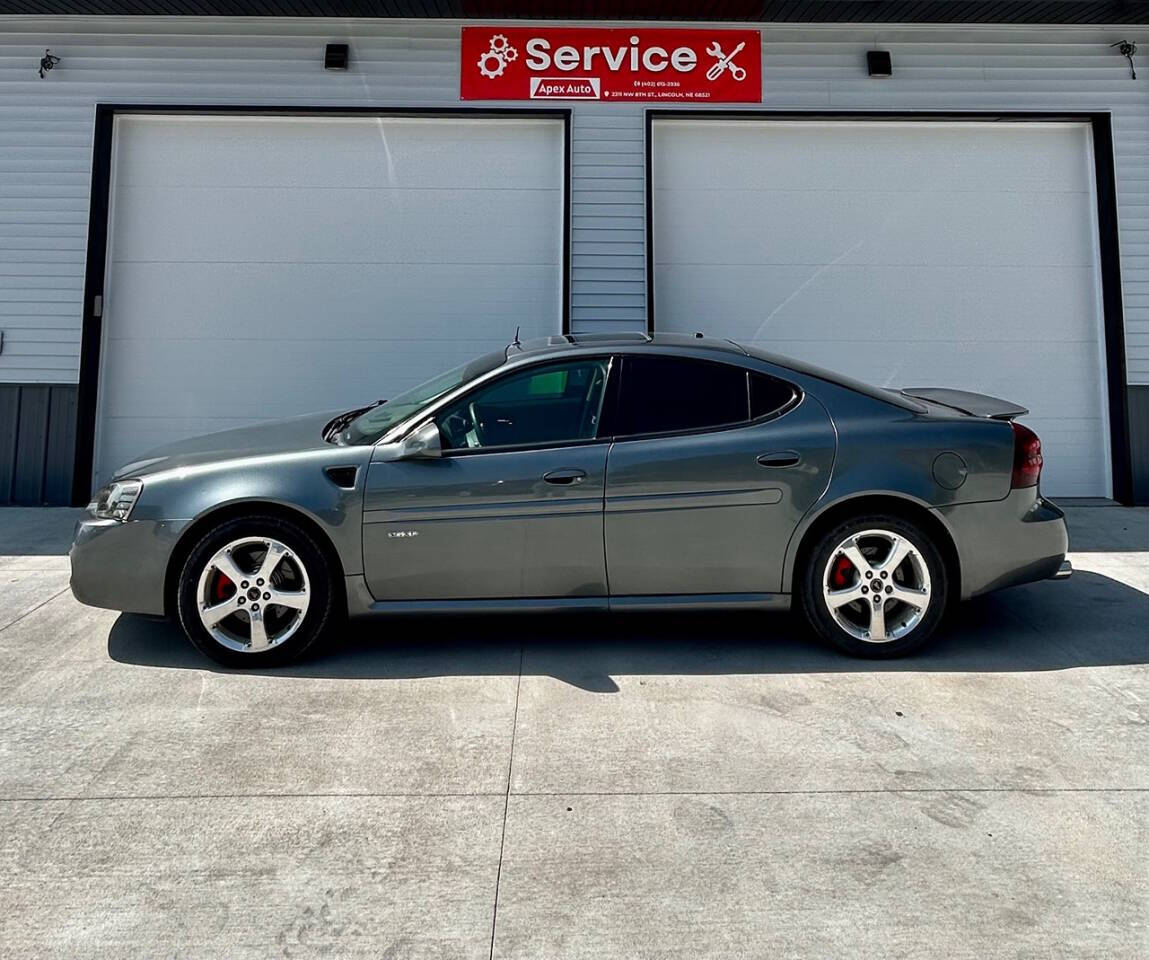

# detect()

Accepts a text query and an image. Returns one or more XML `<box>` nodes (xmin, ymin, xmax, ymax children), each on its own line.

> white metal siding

<box><xmin>0</xmin><ymin>18</ymin><xmax>1148</xmax><ymax>385</ymax></box>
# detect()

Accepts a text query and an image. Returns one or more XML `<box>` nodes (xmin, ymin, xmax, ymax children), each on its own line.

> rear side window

<box><xmin>750</xmin><ymin>372</ymin><xmax>798</xmax><ymax>420</ymax></box>
<box><xmin>617</xmin><ymin>356</ymin><xmax>749</xmax><ymax>437</ymax></box>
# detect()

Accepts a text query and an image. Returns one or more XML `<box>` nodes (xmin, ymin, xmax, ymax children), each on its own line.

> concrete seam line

<box><xmin>489</xmin><ymin>642</ymin><xmax>525</xmax><ymax>960</ymax></box>
<box><xmin>0</xmin><ymin>791</ymin><xmax>509</xmax><ymax>803</ymax></box>
<box><xmin>2</xmin><ymin>788</ymin><xmax>1146</xmax><ymax>805</ymax></box>
<box><xmin>0</xmin><ymin>586</ymin><xmax>70</xmax><ymax>636</ymax></box>
<box><xmin>512</xmin><ymin>787</ymin><xmax>1149</xmax><ymax>796</ymax></box>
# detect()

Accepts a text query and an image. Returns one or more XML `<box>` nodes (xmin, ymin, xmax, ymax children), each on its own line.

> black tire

<box><xmin>176</xmin><ymin>515</ymin><xmax>336</xmax><ymax>668</ymax></box>
<box><xmin>798</xmin><ymin>513</ymin><xmax>950</xmax><ymax>659</ymax></box>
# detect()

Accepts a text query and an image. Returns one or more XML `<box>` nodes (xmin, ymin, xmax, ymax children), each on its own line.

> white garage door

<box><xmin>652</xmin><ymin>119</ymin><xmax>1111</xmax><ymax>498</ymax></box>
<box><xmin>94</xmin><ymin>113</ymin><xmax>565</xmax><ymax>485</ymax></box>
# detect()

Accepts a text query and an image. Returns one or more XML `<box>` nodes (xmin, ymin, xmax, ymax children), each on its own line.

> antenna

<box><xmin>506</xmin><ymin>325</ymin><xmax>523</xmax><ymax>361</ymax></box>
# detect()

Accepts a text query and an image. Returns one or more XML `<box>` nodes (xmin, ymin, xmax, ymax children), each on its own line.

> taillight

<box><xmin>1011</xmin><ymin>422</ymin><xmax>1043</xmax><ymax>489</ymax></box>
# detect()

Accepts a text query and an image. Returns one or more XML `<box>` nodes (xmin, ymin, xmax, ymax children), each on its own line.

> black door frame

<box><xmin>645</xmin><ymin>109</ymin><xmax>1133</xmax><ymax>505</ymax></box>
<box><xmin>74</xmin><ymin>104</ymin><xmax>573</xmax><ymax>506</ymax></box>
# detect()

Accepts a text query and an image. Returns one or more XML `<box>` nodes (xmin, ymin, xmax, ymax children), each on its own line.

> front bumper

<box><xmin>70</xmin><ymin>516</ymin><xmax>189</xmax><ymax>616</ymax></box>
<box><xmin>934</xmin><ymin>489</ymin><xmax>1069</xmax><ymax>600</ymax></box>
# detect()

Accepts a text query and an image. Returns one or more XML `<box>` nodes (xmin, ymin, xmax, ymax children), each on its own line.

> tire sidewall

<box><xmin>177</xmin><ymin>515</ymin><xmax>334</xmax><ymax>667</ymax></box>
<box><xmin>801</xmin><ymin>514</ymin><xmax>949</xmax><ymax>658</ymax></box>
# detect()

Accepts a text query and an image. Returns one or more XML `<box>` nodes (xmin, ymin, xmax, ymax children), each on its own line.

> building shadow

<box><xmin>0</xmin><ymin>507</ymin><xmax>85</xmax><ymax>556</ymax></box>
<box><xmin>1064</xmin><ymin>509</ymin><xmax>1149</xmax><ymax>551</ymax></box>
<box><xmin>107</xmin><ymin>570</ymin><xmax>1149</xmax><ymax>691</ymax></box>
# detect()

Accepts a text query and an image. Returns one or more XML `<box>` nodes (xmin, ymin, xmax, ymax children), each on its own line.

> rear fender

<box><xmin>779</xmin><ymin>397</ymin><xmax>1014</xmax><ymax>595</ymax></box>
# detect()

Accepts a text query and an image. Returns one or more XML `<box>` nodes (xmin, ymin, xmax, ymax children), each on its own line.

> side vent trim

<box><xmin>324</xmin><ymin>465</ymin><xmax>358</xmax><ymax>490</ymax></box>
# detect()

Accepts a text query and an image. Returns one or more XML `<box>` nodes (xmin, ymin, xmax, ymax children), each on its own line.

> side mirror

<box><xmin>397</xmin><ymin>420</ymin><xmax>442</xmax><ymax>460</ymax></box>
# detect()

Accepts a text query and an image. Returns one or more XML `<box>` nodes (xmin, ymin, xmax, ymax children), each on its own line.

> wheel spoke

<box><xmin>211</xmin><ymin>551</ymin><xmax>247</xmax><ymax>587</ymax></box>
<box><xmin>268</xmin><ymin>588</ymin><xmax>308</xmax><ymax>612</ymax></box>
<box><xmin>881</xmin><ymin>536</ymin><xmax>913</xmax><ymax>575</ymax></box>
<box><xmin>867</xmin><ymin>600</ymin><xmax>888</xmax><ymax>641</ymax></box>
<box><xmin>840</xmin><ymin>540</ymin><xmax>872</xmax><ymax>576</ymax></box>
<box><xmin>890</xmin><ymin>584</ymin><xmax>930</xmax><ymax>611</ymax></box>
<box><xmin>248</xmin><ymin>608</ymin><xmax>270</xmax><ymax>651</ymax></box>
<box><xmin>256</xmin><ymin>541</ymin><xmax>288</xmax><ymax>583</ymax></box>
<box><xmin>202</xmin><ymin>594</ymin><xmax>241</xmax><ymax>627</ymax></box>
<box><xmin>826</xmin><ymin>584</ymin><xmax>866</xmax><ymax>610</ymax></box>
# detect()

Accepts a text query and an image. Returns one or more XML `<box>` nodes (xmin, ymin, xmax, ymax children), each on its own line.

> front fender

<box><xmin>132</xmin><ymin>446</ymin><xmax>373</xmax><ymax>576</ymax></box>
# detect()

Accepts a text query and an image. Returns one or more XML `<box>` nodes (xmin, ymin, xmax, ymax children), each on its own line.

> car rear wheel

<box><xmin>799</xmin><ymin>514</ymin><xmax>949</xmax><ymax>658</ymax></box>
<box><xmin>176</xmin><ymin>515</ymin><xmax>336</xmax><ymax>667</ymax></box>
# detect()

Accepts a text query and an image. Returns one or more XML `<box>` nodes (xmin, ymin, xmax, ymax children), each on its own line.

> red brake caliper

<box><xmin>831</xmin><ymin>554</ymin><xmax>854</xmax><ymax>589</ymax></box>
<box><xmin>214</xmin><ymin>572</ymin><xmax>234</xmax><ymax>601</ymax></box>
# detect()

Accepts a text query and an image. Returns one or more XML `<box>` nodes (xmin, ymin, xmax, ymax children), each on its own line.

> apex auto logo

<box><xmin>476</xmin><ymin>33</ymin><xmax>518</xmax><ymax>78</ymax></box>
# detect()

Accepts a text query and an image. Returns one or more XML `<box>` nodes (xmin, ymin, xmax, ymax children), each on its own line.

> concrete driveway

<box><xmin>1</xmin><ymin>505</ymin><xmax>1146</xmax><ymax>959</ymax></box>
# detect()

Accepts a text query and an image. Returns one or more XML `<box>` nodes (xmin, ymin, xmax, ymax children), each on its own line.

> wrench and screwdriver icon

<box><xmin>705</xmin><ymin>40</ymin><xmax>747</xmax><ymax>82</ymax></box>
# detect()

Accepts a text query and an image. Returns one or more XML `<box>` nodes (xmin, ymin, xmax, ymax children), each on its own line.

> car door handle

<box><xmin>543</xmin><ymin>469</ymin><xmax>587</xmax><ymax>485</ymax></box>
<box><xmin>757</xmin><ymin>451</ymin><xmax>801</xmax><ymax>468</ymax></box>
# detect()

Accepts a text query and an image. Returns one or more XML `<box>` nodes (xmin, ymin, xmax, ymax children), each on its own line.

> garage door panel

<box><xmin>100</xmin><ymin>336</ymin><xmax>522</xmax><ymax>422</ymax></box>
<box><xmin>115</xmin><ymin>116</ymin><xmax>563</xmax><ymax>190</ymax></box>
<box><xmin>653</xmin><ymin>119</ymin><xmax>1110</xmax><ymax>498</ymax></box>
<box><xmin>111</xmin><ymin>187</ymin><xmax>562</xmax><ymax>265</ymax></box>
<box><xmin>94</xmin><ymin>114</ymin><xmax>564</xmax><ymax>485</ymax></box>
<box><xmin>653</xmin><ymin>189</ymin><xmax>1095</xmax><ymax>268</ymax></box>
<box><xmin>655</xmin><ymin>264</ymin><xmax>1102</xmax><ymax>343</ymax></box>
<box><xmin>739</xmin><ymin>339</ymin><xmax>1103</xmax><ymax>417</ymax></box>
<box><xmin>655</xmin><ymin>120</ymin><xmax>1093</xmax><ymax>194</ymax></box>
<box><xmin>99</xmin><ymin>417</ymin><xmax>266</xmax><ymax>481</ymax></box>
<box><xmin>105</xmin><ymin>262</ymin><xmax>559</xmax><ymax>341</ymax></box>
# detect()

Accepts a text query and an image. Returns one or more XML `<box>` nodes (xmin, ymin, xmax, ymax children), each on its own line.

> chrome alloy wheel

<box><xmin>821</xmin><ymin>528</ymin><xmax>932</xmax><ymax>644</ymax></box>
<box><xmin>195</xmin><ymin>537</ymin><xmax>310</xmax><ymax>653</ymax></box>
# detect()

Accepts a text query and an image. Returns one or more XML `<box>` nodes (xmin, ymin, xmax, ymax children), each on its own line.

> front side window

<box><xmin>617</xmin><ymin>356</ymin><xmax>749</xmax><ymax>437</ymax></box>
<box><xmin>437</xmin><ymin>358</ymin><xmax>612</xmax><ymax>451</ymax></box>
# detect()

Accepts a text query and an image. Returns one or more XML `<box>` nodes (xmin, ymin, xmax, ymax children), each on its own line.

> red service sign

<box><xmin>461</xmin><ymin>27</ymin><xmax>761</xmax><ymax>103</ymax></box>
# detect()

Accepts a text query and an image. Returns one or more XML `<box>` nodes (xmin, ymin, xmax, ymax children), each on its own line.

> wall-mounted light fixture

<box><xmin>324</xmin><ymin>43</ymin><xmax>350</xmax><ymax>70</ymax></box>
<box><xmin>38</xmin><ymin>49</ymin><xmax>60</xmax><ymax>79</ymax></box>
<box><xmin>1111</xmin><ymin>40</ymin><xmax>1137</xmax><ymax>79</ymax></box>
<box><xmin>866</xmin><ymin>50</ymin><xmax>892</xmax><ymax>78</ymax></box>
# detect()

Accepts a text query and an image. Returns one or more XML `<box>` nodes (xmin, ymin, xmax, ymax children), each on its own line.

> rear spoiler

<box><xmin>900</xmin><ymin>387</ymin><xmax>1028</xmax><ymax>420</ymax></box>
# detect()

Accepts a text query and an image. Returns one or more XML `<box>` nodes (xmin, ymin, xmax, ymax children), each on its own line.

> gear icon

<box><xmin>477</xmin><ymin>34</ymin><xmax>518</xmax><ymax>79</ymax></box>
<box><xmin>477</xmin><ymin>50</ymin><xmax>507</xmax><ymax>79</ymax></box>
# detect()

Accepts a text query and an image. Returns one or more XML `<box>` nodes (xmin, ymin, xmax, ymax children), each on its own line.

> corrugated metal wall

<box><xmin>0</xmin><ymin>383</ymin><xmax>75</xmax><ymax>504</ymax></box>
<box><xmin>0</xmin><ymin>17</ymin><xmax>1147</xmax><ymax>502</ymax></box>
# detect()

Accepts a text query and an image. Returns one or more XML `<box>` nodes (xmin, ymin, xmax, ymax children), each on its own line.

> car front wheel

<box><xmin>799</xmin><ymin>514</ymin><xmax>949</xmax><ymax>658</ymax></box>
<box><xmin>176</xmin><ymin>515</ymin><xmax>336</xmax><ymax>667</ymax></box>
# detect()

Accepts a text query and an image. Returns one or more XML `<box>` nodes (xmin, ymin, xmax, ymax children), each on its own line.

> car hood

<box><xmin>111</xmin><ymin>410</ymin><xmax>341</xmax><ymax>480</ymax></box>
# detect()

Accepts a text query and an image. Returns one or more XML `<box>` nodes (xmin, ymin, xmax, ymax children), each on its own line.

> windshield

<box><xmin>340</xmin><ymin>350</ymin><xmax>506</xmax><ymax>445</ymax></box>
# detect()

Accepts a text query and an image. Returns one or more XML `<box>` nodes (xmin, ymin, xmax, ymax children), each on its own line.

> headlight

<box><xmin>89</xmin><ymin>479</ymin><xmax>143</xmax><ymax>521</ymax></box>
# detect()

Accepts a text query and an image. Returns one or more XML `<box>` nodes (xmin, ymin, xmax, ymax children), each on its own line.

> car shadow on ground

<box><xmin>107</xmin><ymin>570</ymin><xmax>1149</xmax><ymax>691</ymax></box>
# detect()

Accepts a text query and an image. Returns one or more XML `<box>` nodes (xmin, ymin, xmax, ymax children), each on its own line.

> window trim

<box><xmin>609</xmin><ymin>354</ymin><xmax>803</xmax><ymax>444</ymax></box>
<box><xmin>433</xmin><ymin>354</ymin><xmax>617</xmax><ymax>458</ymax></box>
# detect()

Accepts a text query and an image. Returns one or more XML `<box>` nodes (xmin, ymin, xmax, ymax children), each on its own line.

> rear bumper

<box><xmin>70</xmin><ymin>516</ymin><xmax>188</xmax><ymax>616</ymax></box>
<box><xmin>934</xmin><ymin>489</ymin><xmax>1069</xmax><ymax>600</ymax></box>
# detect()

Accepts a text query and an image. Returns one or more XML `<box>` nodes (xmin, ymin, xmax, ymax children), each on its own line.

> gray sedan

<box><xmin>71</xmin><ymin>333</ymin><xmax>1070</xmax><ymax>666</ymax></box>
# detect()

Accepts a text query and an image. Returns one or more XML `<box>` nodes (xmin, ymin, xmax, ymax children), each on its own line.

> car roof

<box><xmin>503</xmin><ymin>331</ymin><xmax>926</xmax><ymax>413</ymax></box>
<box><xmin>507</xmin><ymin>331</ymin><xmax>750</xmax><ymax>361</ymax></box>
